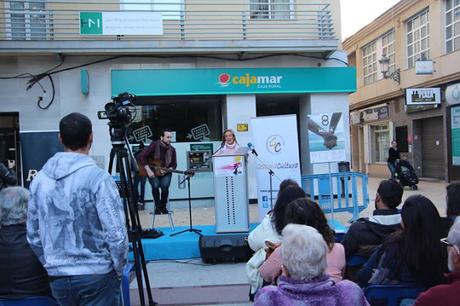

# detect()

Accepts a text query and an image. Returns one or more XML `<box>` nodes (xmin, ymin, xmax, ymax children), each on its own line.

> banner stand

<box><xmin>251</xmin><ymin>115</ymin><xmax>302</xmax><ymax>220</ymax></box>
<box><xmin>248</xmin><ymin>150</ymin><xmax>281</xmax><ymax>210</ymax></box>
<box><xmin>307</xmin><ymin>112</ymin><xmax>346</xmax><ymax>222</ymax></box>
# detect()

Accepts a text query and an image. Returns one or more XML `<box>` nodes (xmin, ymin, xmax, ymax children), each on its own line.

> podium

<box><xmin>212</xmin><ymin>148</ymin><xmax>250</xmax><ymax>233</ymax></box>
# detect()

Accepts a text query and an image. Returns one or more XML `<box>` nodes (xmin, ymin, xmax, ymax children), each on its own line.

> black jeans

<box><xmin>148</xmin><ymin>173</ymin><xmax>172</xmax><ymax>208</ymax></box>
<box><xmin>133</xmin><ymin>174</ymin><xmax>147</xmax><ymax>204</ymax></box>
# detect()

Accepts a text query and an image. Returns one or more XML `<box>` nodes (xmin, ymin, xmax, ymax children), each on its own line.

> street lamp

<box><xmin>379</xmin><ymin>55</ymin><xmax>400</xmax><ymax>84</ymax></box>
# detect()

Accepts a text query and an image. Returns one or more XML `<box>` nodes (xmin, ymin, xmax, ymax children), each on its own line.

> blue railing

<box><xmin>301</xmin><ymin>172</ymin><xmax>369</xmax><ymax>221</ymax></box>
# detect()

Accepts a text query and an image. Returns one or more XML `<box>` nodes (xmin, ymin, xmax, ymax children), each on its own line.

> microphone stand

<box><xmin>170</xmin><ymin>173</ymin><xmax>202</xmax><ymax>237</ymax></box>
<box><xmin>248</xmin><ymin>150</ymin><xmax>281</xmax><ymax>210</ymax></box>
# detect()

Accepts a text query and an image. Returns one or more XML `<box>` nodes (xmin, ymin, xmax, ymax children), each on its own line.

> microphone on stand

<box><xmin>213</xmin><ymin>143</ymin><xmax>225</xmax><ymax>155</ymax></box>
<box><xmin>247</xmin><ymin>142</ymin><xmax>258</xmax><ymax>156</ymax></box>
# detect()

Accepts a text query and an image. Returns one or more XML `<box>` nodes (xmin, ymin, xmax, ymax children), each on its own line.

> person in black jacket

<box><xmin>0</xmin><ymin>159</ymin><xmax>17</xmax><ymax>191</ymax></box>
<box><xmin>0</xmin><ymin>186</ymin><xmax>51</xmax><ymax>299</ymax></box>
<box><xmin>442</xmin><ymin>181</ymin><xmax>460</xmax><ymax>235</ymax></box>
<box><xmin>387</xmin><ymin>140</ymin><xmax>400</xmax><ymax>180</ymax></box>
<box><xmin>342</xmin><ymin>179</ymin><xmax>403</xmax><ymax>259</ymax></box>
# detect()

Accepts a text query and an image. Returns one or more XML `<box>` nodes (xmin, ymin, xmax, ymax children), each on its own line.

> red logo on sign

<box><xmin>218</xmin><ymin>73</ymin><xmax>231</xmax><ymax>87</ymax></box>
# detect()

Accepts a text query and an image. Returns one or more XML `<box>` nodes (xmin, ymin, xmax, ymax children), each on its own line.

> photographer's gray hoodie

<box><xmin>27</xmin><ymin>152</ymin><xmax>128</xmax><ymax>276</ymax></box>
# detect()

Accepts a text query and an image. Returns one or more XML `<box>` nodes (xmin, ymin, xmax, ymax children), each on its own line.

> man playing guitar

<box><xmin>139</xmin><ymin>129</ymin><xmax>177</xmax><ymax>215</ymax></box>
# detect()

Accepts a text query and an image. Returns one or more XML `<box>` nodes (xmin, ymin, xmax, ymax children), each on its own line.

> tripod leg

<box><xmin>114</xmin><ymin>148</ymin><xmax>156</xmax><ymax>306</ymax></box>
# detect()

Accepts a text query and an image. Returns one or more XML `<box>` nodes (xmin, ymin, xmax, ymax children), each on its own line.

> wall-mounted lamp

<box><xmin>379</xmin><ymin>55</ymin><xmax>400</xmax><ymax>84</ymax></box>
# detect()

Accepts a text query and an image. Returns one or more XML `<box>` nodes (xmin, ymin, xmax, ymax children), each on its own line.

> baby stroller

<box><xmin>396</xmin><ymin>160</ymin><xmax>419</xmax><ymax>190</ymax></box>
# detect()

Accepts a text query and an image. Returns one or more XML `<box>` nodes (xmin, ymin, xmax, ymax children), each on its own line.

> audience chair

<box><xmin>151</xmin><ymin>201</ymin><xmax>175</xmax><ymax>231</ymax></box>
<box><xmin>0</xmin><ymin>297</ymin><xmax>58</xmax><ymax>306</ymax></box>
<box><xmin>364</xmin><ymin>284</ymin><xmax>424</xmax><ymax>306</ymax></box>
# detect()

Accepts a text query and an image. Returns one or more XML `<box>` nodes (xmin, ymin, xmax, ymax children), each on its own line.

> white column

<box><xmin>225</xmin><ymin>94</ymin><xmax>257</xmax><ymax>199</ymax></box>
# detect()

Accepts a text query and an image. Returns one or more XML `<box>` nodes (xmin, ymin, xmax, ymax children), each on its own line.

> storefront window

<box><xmin>128</xmin><ymin>95</ymin><xmax>222</xmax><ymax>143</ymax></box>
<box><xmin>371</xmin><ymin>124</ymin><xmax>390</xmax><ymax>163</ymax></box>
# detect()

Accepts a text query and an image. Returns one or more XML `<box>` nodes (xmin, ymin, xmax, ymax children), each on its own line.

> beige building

<box><xmin>0</xmin><ymin>1</ymin><xmax>356</xmax><ymax>201</ymax></box>
<box><xmin>343</xmin><ymin>0</ymin><xmax>460</xmax><ymax>182</ymax></box>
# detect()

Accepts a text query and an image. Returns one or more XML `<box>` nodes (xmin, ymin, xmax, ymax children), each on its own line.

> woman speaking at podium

<box><xmin>217</xmin><ymin>129</ymin><xmax>240</xmax><ymax>155</ymax></box>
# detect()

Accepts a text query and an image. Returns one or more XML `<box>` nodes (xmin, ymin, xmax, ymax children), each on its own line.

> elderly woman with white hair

<box><xmin>0</xmin><ymin>187</ymin><xmax>51</xmax><ymax>299</ymax></box>
<box><xmin>254</xmin><ymin>224</ymin><xmax>369</xmax><ymax>306</ymax></box>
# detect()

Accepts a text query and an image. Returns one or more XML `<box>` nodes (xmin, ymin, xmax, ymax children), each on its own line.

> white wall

<box><xmin>225</xmin><ymin>94</ymin><xmax>257</xmax><ymax>199</ymax></box>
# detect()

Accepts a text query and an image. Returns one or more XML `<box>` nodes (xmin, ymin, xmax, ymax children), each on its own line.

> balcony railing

<box><xmin>0</xmin><ymin>0</ymin><xmax>336</xmax><ymax>41</ymax></box>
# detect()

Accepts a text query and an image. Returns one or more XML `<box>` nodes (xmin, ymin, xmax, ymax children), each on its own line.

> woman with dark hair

<box><xmin>358</xmin><ymin>195</ymin><xmax>447</xmax><ymax>288</ymax></box>
<box><xmin>246</xmin><ymin>185</ymin><xmax>306</xmax><ymax>298</ymax></box>
<box><xmin>271</xmin><ymin>186</ymin><xmax>308</xmax><ymax>235</ymax></box>
<box><xmin>278</xmin><ymin>179</ymin><xmax>299</xmax><ymax>194</ymax></box>
<box><xmin>260</xmin><ymin>198</ymin><xmax>345</xmax><ymax>284</ymax></box>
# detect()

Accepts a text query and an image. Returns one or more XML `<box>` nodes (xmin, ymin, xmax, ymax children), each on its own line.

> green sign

<box><xmin>111</xmin><ymin>67</ymin><xmax>356</xmax><ymax>96</ymax></box>
<box><xmin>452</xmin><ymin>106</ymin><xmax>460</xmax><ymax>166</ymax></box>
<box><xmin>80</xmin><ymin>12</ymin><xmax>103</xmax><ymax>35</ymax></box>
<box><xmin>190</xmin><ymin>143</ymin><xmax>214</xmax><ymax>152</ymax></box>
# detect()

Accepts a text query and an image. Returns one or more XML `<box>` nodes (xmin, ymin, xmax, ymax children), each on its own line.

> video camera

<box><xmin>103</xmin><ymin>92</ymin><xmax>137</xmax><ymax>127</ymax></box>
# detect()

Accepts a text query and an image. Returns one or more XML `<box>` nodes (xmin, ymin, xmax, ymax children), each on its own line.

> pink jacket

<box><xmin>260</xmin><ymin>242</ymin><xmax>346</xmax><ymax>284</ymax></box>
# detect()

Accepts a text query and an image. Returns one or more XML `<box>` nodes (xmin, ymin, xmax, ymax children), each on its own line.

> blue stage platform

<box><xmin>140</xmin><ymin>220</ymin><xmax>347</xmax><ymax>261</ymax></box>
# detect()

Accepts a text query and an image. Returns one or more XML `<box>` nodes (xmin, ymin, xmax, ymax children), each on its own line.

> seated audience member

<box><xmin>278</xmin><ymin>179</ymin><xmax>299</xmax><ymax>193</ymax></box>
<box><xmin>414</xmin><ymin>219</ymin><xmax>460</xmax><ymax>306</ymax></box>
<box><xmin>342</xmin><ymin>179</ymin><xmax>403</xmax><ymax>259</ymax></box>
<box><xmin>260</xmin><ymin>198</ymin><xmax>345</xmax><ymax>284</ymax></box>
<box><xmin>357</xmin><ymin>195</ymin><xmax>447</xmax><ymax>288</ymax></box>
<box><xmin>246</xmin><ymin>183</ymin><xmax>306</xmax><ymax>298</ymax></box>
<box><xmin>254</xmin><ymin>224</ymin><xmax>369</xmax><ymax>306</ymax></box>
<box><xmin>0</xmin><ymin>187</ymin><xmax>51</xmax><ymax>299</ymax></box>
<box><xmin>442</xmin><ymin>181</ymin><xmax>460</xmax><ymax>234</ymax></box>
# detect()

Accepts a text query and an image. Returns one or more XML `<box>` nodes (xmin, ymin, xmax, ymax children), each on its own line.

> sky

<box><xmin>341</xmin><ymin>0</ymin><xmax>401</xmax><ymax>40</ymax></box>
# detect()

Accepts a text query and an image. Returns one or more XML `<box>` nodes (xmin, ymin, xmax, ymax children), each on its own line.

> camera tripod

<box><xmin>107</xmin><ymin>126</ymin><xmax>156</xmax><ymax>306</ymax></box>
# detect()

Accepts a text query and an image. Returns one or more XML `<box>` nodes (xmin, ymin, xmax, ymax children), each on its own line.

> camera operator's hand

<box><xmin>7</xmin><ymin>160</ymin><xmax>15</xmax><ymax>169</ymax></box>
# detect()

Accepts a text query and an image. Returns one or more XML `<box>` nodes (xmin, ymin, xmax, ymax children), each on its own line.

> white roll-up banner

<box><xmin>251</xmin><ymin>115</ymin><xmax>301</xmax><ymax>220</ymax></box>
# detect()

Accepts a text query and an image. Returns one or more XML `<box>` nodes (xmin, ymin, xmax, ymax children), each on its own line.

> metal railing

<box><xmin>302</xmin><ymin>172</ymin><xmax>369</xmax><ymax>221</ymax></box>
<box><xmin>0</xmin><ymin>0</ymin><xmax>336</xmax><ymax>41</ymax></box>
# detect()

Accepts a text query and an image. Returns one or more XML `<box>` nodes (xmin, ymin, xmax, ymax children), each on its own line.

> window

<box><xmin>446</xmin><ymin>0</ymin><xmax>460</xmax><ymax>53</ymax></box>
<box><xmin>362</xmin><ymin>41</ymin><xmax>377</xmax><ymax>86</ymax></box>
<box><xmin>121</xmin><ymin>0</ymin><xmax>183</xmax><ymax>20</ymax></box>
<box><xmin>250</xmin><ymin>0</ymin><xmax>294</xmax><ymax>20</ymax></box>
<box><xmin>382</xmin><ymin>30</ymin><xmax>396</xmax><ymax>73</ymax></box>
<box><xmin>407</xmin><ymin>9</ymin><xmax>430</xmax><ymax>69</ymax></box>
<box><xmin>127</xmin><ymin>96</ymin><xmax>222</xmax><ymax>143</ymax></box>
<box><xmin>6</xmin><ymin>0</ymin><xmax>48</xmax><ymax>40</ymax></box>
<box><xmin>371</xmin><ymin>124</ymin><xmax>390</xmax><ymax>163</ymax></box>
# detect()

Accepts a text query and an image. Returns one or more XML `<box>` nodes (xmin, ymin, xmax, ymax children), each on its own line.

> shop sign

<box><xmin>452</xmin><ymin>106</ymin><xmax>460</xmax><ymax>166</ymax></box>
<box><xmin>446</xmin><ymin>83</ymin><xmax>460</xmax><ymax>106</ymax></box>
<box><xmin>111</xmin><ymin>67</ymin><xmax>356</xmax><ymax>96</ymax></box>
<box><xmin>415</xmin><ymin>60</ymin><xmax>434</xmax><ymax>75</ymax></box>
<box><xmin>361</xmin><ymin>105</ymin><xmax>389</xmax><ymax>123</ymax></box>
<box><xmin>80</xmin><ymin>12</ymin><xmax>163</xmax><ymax>35</ymax></box>
<box><xmin>190</xmin><ymin>143</ymin><xmax>214</xmax><ymax>152</ymax></box>
<box><xmin>20</xmin><ymin>131</ymin><xmax>64</xmax><ymax>188</ymax></box>
<box><xmin>406</xmin><ymin>88</ymin><xmax>441</xmax><ymax>105</ymax></box>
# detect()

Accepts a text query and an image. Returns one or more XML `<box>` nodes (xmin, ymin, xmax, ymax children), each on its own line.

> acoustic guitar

<box><xmin>138</xmin><ymin>159</ymin><xmax>195</xmax><ymax>177</ymax></box>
